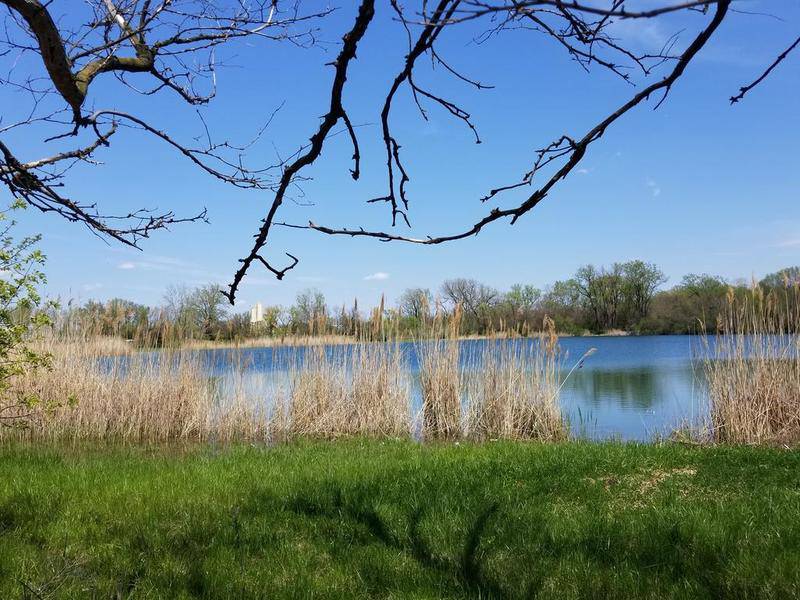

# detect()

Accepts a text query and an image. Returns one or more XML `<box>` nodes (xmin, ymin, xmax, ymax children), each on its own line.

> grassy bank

<box><xmin>2</xmin><ymin>440</ymin><xmax>799</xmax><ymax>598</ymax></box>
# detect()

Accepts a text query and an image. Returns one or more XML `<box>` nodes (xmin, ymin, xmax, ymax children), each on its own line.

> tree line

<box><xmin>51</xmin><ymin>261</ymin><xmax>800</xmax><ymax>346</ymax></box>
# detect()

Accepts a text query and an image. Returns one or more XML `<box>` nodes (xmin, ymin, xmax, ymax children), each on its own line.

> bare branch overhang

<box><xmin>1</xmin><ymin>0</ymin><xmax>85</xmax><ymax>119</ymax></box>
<box><xmin>289</xmin><ymin>0</ymin><xmax>732</xmax><ymax>246</ymax></box>
<box><xmin>223</xmin><ymin>0</ymin><xmax>377</xmax><ymax>304</ymax></box>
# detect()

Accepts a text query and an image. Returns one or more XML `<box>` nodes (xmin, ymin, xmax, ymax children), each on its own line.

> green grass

<box><xmin>1</xmin><ymin>440</ymin><xmax>799</xmax><ymax>599</ymax></box>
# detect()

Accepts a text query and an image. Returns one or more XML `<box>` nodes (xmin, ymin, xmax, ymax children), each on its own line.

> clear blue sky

<box><xmin>4</xmin><ymin>1</ymin><xmax>799</xmax><ymax>312</ymax></box>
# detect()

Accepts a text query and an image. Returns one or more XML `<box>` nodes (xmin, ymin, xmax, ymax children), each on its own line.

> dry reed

<box><xmin>279</xmin><ymin>343</ymin><xmax>410</xmax><ymax>439</ymax></box>
<box><xmin>184</xmin><ymin>334</ymin><xmax>358</xmax><ymax>351</ymax></box>
<box><xmin>418</xmin><ymin>307</ymin><xmax>463</xmax><ymax>440</ymax></box>
<box><xmin>3</xmin><ymin>333</ymin><xmax>264</xmax><ymax>443</ymax></box>
<box><xmin>702</xmin><ymin>284</ymin><xmax>800</xmax><ymax>445</ymax></box>
<box><xmin>466</xmin><ymin>318</ymin><xmax>565</xmax><ymax>441</ymax></box>
<box><xmin>3</xmin><ymin>318</ymin><xmax>568</xmax><ymax>444</ymax></box>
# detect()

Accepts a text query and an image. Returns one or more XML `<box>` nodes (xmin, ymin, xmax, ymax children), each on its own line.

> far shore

<box><xmin>117</xmin><ymin>329</ymin><xmax>643</xmax><ymax>352</ymax></box>
<box><xmin>75</xmin><ymin>328</ymin><xmax>677</xmax><ymax>354</ymax></box>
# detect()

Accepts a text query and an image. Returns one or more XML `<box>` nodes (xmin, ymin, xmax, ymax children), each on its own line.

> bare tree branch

<box><xmin>2</xmin><ymin>1</ymin><xmax>792</xmax><ymax>303</ymax></box>
<box><xmin>0</xmin><ymin>0</ymin><xmax>324</xmax><ymax>246</ymax></box>
<box><xmin>223</xmin><ymin>0</ymin><xmax>377</xmax><ymax>304</ymax></box>
<box><xmin>286</xmin><ymin>0</ymin><xmax>731</xmax><ymax>247</ymax></box>
<box><xmin>730</xmin><ymin>35</ymin><xmax>800</xmax><ymax>104</ymax></box>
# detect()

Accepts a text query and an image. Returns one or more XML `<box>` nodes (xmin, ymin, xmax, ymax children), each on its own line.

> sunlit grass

<box><xmin>1</xmin><ymin>440</ymin><xmax>798</xmax><ymax>598</ymax></box>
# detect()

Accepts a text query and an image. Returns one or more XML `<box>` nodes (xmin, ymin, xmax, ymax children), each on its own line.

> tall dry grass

<box><xmin>465</xmin><ymin>318</ymin><xmax>565</xmax><ymax>441</ymax></box>
<box><xmin>278</xmin><ymin>343</ymin><xmax>411</xmax><ymax>439</ymax></box>
<box><xmin>702</xmin><ymin>284</ymin><xmax>800</xmax><ymax>445</ymax></box>
<box><xmin>417</xmin><ymin>308</ymin><xmax>568</xmax><ymax>441</ymax></box>
<box><xmin>419</xmin><ymin>315</ymin><xmax>463</xmax><ymax>440</ymax></box>
<box><xmin>184</xmin><ymin>334</ymin><xmax>358</xmax><ymax>351</ymax></box>
<box><xmin>4</xmin><ymin>336</ymin><xmax>265</xmax><ymax>443</ymax></box>
<box><xmin>3</xmin><ymin>316</ymin><xmax>568</xmax><ymax>444</ymax></box>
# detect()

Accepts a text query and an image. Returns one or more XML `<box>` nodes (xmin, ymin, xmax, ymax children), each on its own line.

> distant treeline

<box><xmin>52</xmin><ymin>263</ymin><xmax>800</xmax><ymax>345</ymax></box>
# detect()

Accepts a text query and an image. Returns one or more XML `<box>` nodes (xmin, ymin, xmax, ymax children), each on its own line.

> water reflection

<box><xmin>568</xmin><ymin>368</ymin><xmax>664</xmax><ymax>410</ymax></box>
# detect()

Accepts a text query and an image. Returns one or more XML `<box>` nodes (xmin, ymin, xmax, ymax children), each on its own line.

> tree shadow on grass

<box><xmin>75</xmin><ymin>481</ymin><xmax>793</xmax><ymax>599</ymax></box>
<box><xmin>289</xmin><ymin>486</ymin><xmax>506</xmax><ymax>598</ymax></box>
<box><xmin>281</xmin><ymin>482</ymin><xmax>765</xmax><ymax>599</ymax></box>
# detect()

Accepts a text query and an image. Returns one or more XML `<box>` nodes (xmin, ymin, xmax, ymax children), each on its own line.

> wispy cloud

<box><xmin>364</xmin><ymin>272</ymin><xmax>389</xmax><ymax>281</ymax></box>
<box><xmin>81</xmin><ymin>283</ymin><xmax>103</xmax><ymax>292</ymax></box>
<box><xmin>775</xmin><ymin>238</ymin><xmax>800</xmax><ymax>248</ymax></box>
<box><xmin>576</xmin><ymin>168</ymin><xmax>590</xmax><ymax>175</ymax></box>
<box><xmin>113</xmin><ymin>252</ymin><xmax>223</xmax><ymax>280</ymax></box>
<box><xmin>606</xmin><ymin>18</ymin><xmax>668</xmax><ymax>51</ymax></box>
<box><xmin>115</xmin><ymin>255</ymin><xmax>186</xmax><ymax>272</ymax></box>
<box><xmin>646</xmin><ymin>179</ymin><xmax>661</xmax><ymax>198</ymax></box>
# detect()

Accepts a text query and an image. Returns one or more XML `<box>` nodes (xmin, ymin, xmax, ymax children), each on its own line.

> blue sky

<box><xmin>4</xmin><ymin>1</ymin><xmax>799</xmax><ymax>312</ymax></box>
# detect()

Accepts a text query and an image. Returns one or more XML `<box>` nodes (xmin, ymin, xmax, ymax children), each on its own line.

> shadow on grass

<box><xmin>11</xmin><ymin>476</ymin><xmax>796</xmax><ymax>598</ymax></box>
<box><xmin>289</xmin><ymin>485</ymin><xmax>507</xmax><ymax>598</ymax></box>
<box><xmin>276</xmin><ymin>480</ymin><xmax>758</xmax><ymax>599</ymax></box>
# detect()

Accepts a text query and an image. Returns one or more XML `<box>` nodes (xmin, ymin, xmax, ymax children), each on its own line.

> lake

<box><xmin>197</xmin><ymin>335</ymin><xmax>708</xmax><ymax>441</ymax></box>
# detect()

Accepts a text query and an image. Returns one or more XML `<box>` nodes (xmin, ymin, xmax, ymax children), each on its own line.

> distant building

<box><xmin>250</xmin><ymin>302</ymin><xmax>264</xmax><ymax>324</ymax></box>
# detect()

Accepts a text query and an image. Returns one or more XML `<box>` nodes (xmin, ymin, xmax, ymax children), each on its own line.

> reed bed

<box><xmin>415</xmin><ymin>311</ymin><xmax>567</xmax><ymax>441</ymax></box>
<box><xmin>419</xmin><ymin>337</ymin><xmax>463</xmax><ymax>440</ymax></box>
<box><xmin>278</xmin><ymin>343</ymin><xmax>411</xmax><ymax>439</ymax></box>
<box><xmin>465</xmin><ymin>319</ymin><xmax>565</xmax><ymax>442</ymax></box>
<box><xmin>184</xmin><ymin>334</ymin><xmax>358</xmax><ymax>351</ymax></box>
<box><xmin>2</xmin><ymin>318</ymin><xmax>569</xmax><ymax>443</ymax></box>
<box><xmin>4</xmin><ymin>336</ymin><xmax>264</xmax><ymax>443</ymax></box>
<box><xmin>702</xmin><ymin>285</ymin><xmax>800</xmax><ymax>445</ymax></box>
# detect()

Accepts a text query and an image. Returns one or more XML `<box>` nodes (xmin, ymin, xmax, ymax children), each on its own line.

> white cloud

<box><xmin>776</xmin><ymin>238</ymin><xmax>800</xmax><ymax>248</ymax></box>
<box><xmin>364</xmin><ymin>272</ymin><xmax>390</xmax><ymax>281</ymax></box>
<box><xmin>111</xmin><ymin>253</ymin><xmax>222</xmax><ymax>280</ymax></box>
<box><xmin>81</xmin><ymin>283</ymin><xmax>103</xmax><ymax>292</ymax></box>
<box><xmin>646</xmin><ymin>179</ymin><xmax>661</xmax><ymax>198</ymax></box>
<box><xmin>606</xmin><ymin>18</ymin><xmax>668</xmax><ymax>51</ymax></box>
<box><xmin>577</xmin><ymin>168</ymin><xmax>590</xmax><ymax>175</ymax></box>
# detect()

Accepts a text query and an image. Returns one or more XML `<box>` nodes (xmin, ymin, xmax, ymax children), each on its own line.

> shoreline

<box><xmin>150</xmin><ymin>329</ymin><xmax>651</xmax><ymax>352</ymax></box>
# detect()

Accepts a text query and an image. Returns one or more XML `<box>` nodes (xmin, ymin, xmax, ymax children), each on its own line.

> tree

<box><xmin>495</xmin><ymin>284</ymin><xmax>542</xmax><ymax>332</ymax></box>
<box><xmin>0</xmin><ymin>2</ymin><xmax>793</xmax><ymax>305</ymax></box>
<box><xmin>188</xmin><ymin>284</ymin><xmax>228</xmax><ymax>339</ymax></box>
<box><xmin>574</xmin><ymin>264</ymin><xmax>627</xmax><ymax>332</ymax></box>
<box><xmin>0</xmin><ymin>201</ymin><xmax>57</xmax><ymax>427</ymax></box>
<box><xmin>397</xmin><ymin>288</ymin><xmax>433</xmax><ymax>321</ymax></box>
<box><xmin>0</xmin><ymin>1</ymin><xmax>327</xmax><ymax>246</ymax></box>
<box><xmin>760</xmin><ymin>267</ymin><xmax>800</xmax><ymax>289</ymax></box>
<box><xmin>162</xmin><ymin>284</ymin><xmax>199</xmax><ymax>338</ymax></box>
<box><xmin>621</xmin><ymin>261</ymin><xmax>667</xmax><ymax>325</ymax></box>
<box><xmin>679</xmin><ymin>274</ymin><xmax>730</xmax><ymax>327</ymax></box>
<box><xmin>534</xmin><ymin>279</ymin><xmax>582</xmax><ymax>333</ymax></box>
<box><xmin>440</xmin><ymin>278</ymin><xmax>498</xmax><ymax>333</ymax></box>
<box><xmin>223</xmin><ymin>1</ymin><xmax>798</xmax><ymax>304</ymax></box>
<box><xmin>290</xmin><ymin>289</ymin><xmax>326</xmax><ymax>335</ymax></box>
<box><xmin>505</xmin><ymin>285</ymin><xmax>541</xmax><ymax>313</ymax></box>
<box><xmin>260</xmin><ymin>306</ymin><xmax>284</xmax><ymax>336</ymax></box>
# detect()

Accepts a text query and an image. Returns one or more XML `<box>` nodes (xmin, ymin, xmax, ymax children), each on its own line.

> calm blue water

<box><xmin>190</xmin><ymin>335</ymin><xmax>708</xmax><ymax>441</ymax></box>
<box><xmin>556</xmin><ymin>335</ymin><xmax>704</xmax><ymax>440</ymax></box>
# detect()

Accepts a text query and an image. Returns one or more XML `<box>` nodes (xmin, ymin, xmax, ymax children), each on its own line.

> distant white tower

<box><xmin>250</xmin><ymin>302</ymin><xmax>264</xmax><ymax>324</ymax></box>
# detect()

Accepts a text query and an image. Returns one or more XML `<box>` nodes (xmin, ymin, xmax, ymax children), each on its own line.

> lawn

<box><xmin>1</xmin><ymin>440</ymin><xmax>799</xmax><ymax>598</ymax></box>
